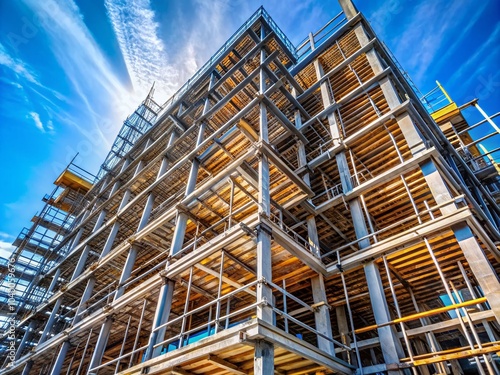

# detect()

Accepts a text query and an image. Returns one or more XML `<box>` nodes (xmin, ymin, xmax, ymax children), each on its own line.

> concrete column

<box><xmin>338</xmin><ymin>0</ymin><xmax>358</xmax><ymax>19</ymax></box>
<box><xmin>298</xmin><ymin>99</ymin><xmax>338</xmax><ymax>352</ymax></box>
<box><xmin>254</xmin><ymin>339</ymin><xmax>274</xmax><ymax>375</ymax></box>
<box><xmin>147</xmin><ymin>100</ymin><xmax>209</xmax><ymax>359</ymax></box>
<box><xmin>46</xmin><ymin>268</ymin><xmax>61</xmax><ymax>296</ymax></box>
<box><xmin>365</xmin><ymin>262</ymin><xmax>406</xmax><ymax>373</ymax></box>
<box><xmin>170</xmin><ymin>124</ymin><xmax>206</xmax><ymax>256</ymax></box>
<box><xmin>256</xmin><ymin>223</ymin><xmax>273</xmax><ymax>323</ymax></box>
<box><xmin>114</xmin><ymin>138</ymin><xmax>174</xmax><ymax>301</ymax></box>
<box><xmin>49</xmin><ymin>341</ymin><xmax>69</xmax><ymax>375</ymax></box>
<box><xmin>339</xmin><ymin>0</ymin><xmax>425</xmax><ymax>156</ymax></box>
<box><xmin>21</xmin><ymin>361</ymin><xmax>33</xmax><ymax>375</ymax></box>
<box><xmin>41</xmin><ymin>196</ymin><xmax>111</xmax><ymax>371</ymax></box>
<box><xmin>71</xmin><ymin>245</ymin><xmax>91</xmax><ymax>281</ymax></box>
<box><xmin>114</xmin><ymin>245</ymin><xmax>138</xmax><ymax>300</ymax></box>
<box><xmin>99</xmin><ymin>225</ymin><xmax>119</xmax><ymax>260</ymax></box>
<box><xmin>257</xmin><ymin>25</ymin><xmax>274</xmax><ymax>325</ymax></box>
<box><xmin>312</xmin><ymin>35</ymin><xmax>407</xmax><ymax>371</ymax></box>
<box><xmin>421</xmin><ymin>160</ymin><xmax>500</xmax><ymax>323</ymax></box>
<box><xmin>73</xmin><ymin>278</ymin><xmax>96</xmax><ymax>326</ymax></box>
<box><xmin>311</xmin><ymin>275</ymin><xmax>334</xmax><ymax>354</ymax></box>
<box><xmin>67</xmin><ymin>210</ymin><xmax>90</xmax><ymax>252</ymax></box>
<box><xmin>47</xmin><ymin>158</ymin><xmax>138</xmax><ymax>373</ymax></box>
<box><xmin>420</xmin><ymin>160</ymin><xmax>457</xmax><ymax>215</ymax></box>
<box><xmin>305</xmin><ymin>215</ymin><xmax>334</xmax><ymax>354</ymax></box>
<box><xmin>69</xmin><ymin>212</ymin><xmax>108</xmax><ymax>287</ymax></box>
<box><xmin>144</xmin><ymin>279</ymin><xmax>175</xmax><ymax>360</ymax></box>
<box><xmin>74</xmin><ymin>172</ymin><xmax>155</xmax><ymax>370</ymax></box>
<box><xmin>100</xmin><ymin>158</ymin><xmax>145</xmax><ymax>261</ymax></box>
<box><xmin>452</xmin><ymin>223</ymin><xmax>500</xmax><ymax>324</ymax></box>
<box><xmin>15</xmin><ymin>321</ymin><xmax>36</xmax><ymax>360</ymax></box>
<box><xmin>254</xmin><ymin>29</ymin><xmax>274</xmax><ymax>370</ymax></box>
<box><xmin>303</xmin><ymin>59</ymin><xmax>349</xmax><ymax>357</ymax></box>
<box><xmin>306</xmin><ymin>216</ymin><xmax>320</xmax><ymax>258</ymax></box>
<box><xmin>70</xmin><ymin>166</ymin><xmax>124</xmax><ymax>279</ymax></box>
<box><xmin>92</xmin><ymin>209</ymin><xmax>107</xmax><ymax>233</ymax></box>
<box><xmin>86</xmin><ymin>317</ymin><xmax>113</xmax><ymax>375</ymax></box>
<box><xmin>113</xmin><ymin>189</ymin><xmax>157</xmax><ymax>299</ymax></box>
<box><xmin>37</xmin><ymin>298</ymin><xmax>62</xmax><ymax>345</ymax></box>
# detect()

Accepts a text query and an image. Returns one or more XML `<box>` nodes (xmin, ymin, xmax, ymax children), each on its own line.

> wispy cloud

<box><xmin>104</xmin><ymin>0</ymin><xmax>244</xmax><ymax>106</ymax></box>
<box><xmin>448</xmin><ymin>23</ymin><xmax>500</xmax><ymax>89</ymax></box>
<box><xmin>20</xmin><ymin>0</ymin><xmax>132</xmax><ymax>148</ymax></box>
<box><xmin>0</xmin><ymin>233</ymin><xmax>14</xmax><ymax>240</ymax></box>
<box><xmin>105</xmin><ymin>0</ymin><xmax>180</xmax><ymax>102</ymax></box>
<box><xmin>179</xmin><ymin>0</ymin><xmax>232</xmax><ymax>77</ymax></box>
<box><xmin>0</xmin><ymin>42</ymin><xmax>39</xmax><ymax>85</ymax></box>
<box><xmin>431</xmin><ymin>1</ymin><xmax>489</xmax><ymax>72</ymax></box>
<box><xmin>0</xmin><ymin>42</ymin><xmax>63</xmax><ymax>132</ymax></box>
<box><xmin>28</xmin><ymin>111</ymin><xmax>44</xmax><ymax>132</ymax></box>
<box><xmin>391</xmin><ymin>0</ymin><xmax>488</xmax><ymax>85</ymax></box>
<box><xmin>366</xmin><ymin>0</ymin><xmax>403</xmax><ymax>39</ymax></box>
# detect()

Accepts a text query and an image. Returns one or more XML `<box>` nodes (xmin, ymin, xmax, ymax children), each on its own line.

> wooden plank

<box><xmin>207</xmin><ymin>354</ymin><xmax>247</xmax><ymax>375</ymax></box>
<box><xmin>194</xmin><ymin>263</ymin><xmax>256</xmax><ymax>297</ymax></box>
<box><xmin>411</xmin><ymin>344</ymin><xmax>500</xmax><ymax>366</ymax></box>
<box><xmin>170</xmin><ymin>367</ymin><xmax>196</xmax><ymax>375</ymax></box>
<box><xmin>325</xmin><ymin>207</ymin><xmax>472</xmax><ymax>275</ymax></box>
<box><xmin>264</xmin><ymin>218</ymin><xmax>326</xmax><ymax>276</ymax></box>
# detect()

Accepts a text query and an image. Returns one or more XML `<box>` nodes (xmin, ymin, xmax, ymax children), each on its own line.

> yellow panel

<box><xmin>54</xmin><ymin>170</ymin><xmax>93</xmax><ymax>191</ymax></box>
<box><xmin>430</xmin><ymin>102</ymin><xmax>459</xmax><ymax>123</ymax></box>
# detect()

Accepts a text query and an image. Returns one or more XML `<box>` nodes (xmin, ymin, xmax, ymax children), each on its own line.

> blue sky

<box><xmin>0</xmin><ymin>0</ymin><xmax>499</xmax><ymax>256</ymax></box>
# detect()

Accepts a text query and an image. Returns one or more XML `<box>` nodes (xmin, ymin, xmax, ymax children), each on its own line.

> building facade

<box><xmin>2</xmin><ymin>1</ymin><xmax>500</xmax><ymax>374</ymax></box>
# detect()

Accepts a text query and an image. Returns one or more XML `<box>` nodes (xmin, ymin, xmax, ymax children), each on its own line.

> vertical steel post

<box><xmin>254</xmin><ymin>23</ymin><xmax>274</xmax><ymax>375</ymax></box>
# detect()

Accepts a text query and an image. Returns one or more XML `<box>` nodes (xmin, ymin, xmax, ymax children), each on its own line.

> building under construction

<box><xmin>2</xmin><ymin>0</ymin><xmax>500</xmax><ymax>374</ymax></box>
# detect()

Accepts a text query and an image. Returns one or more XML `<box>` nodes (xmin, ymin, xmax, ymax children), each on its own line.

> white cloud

<box><xmin>28</xmin><ymin>112</ymin><xmax>45</xmax><ymax>132</ymax></box>
<box><xmin>366</xmin><ymin>0</ymin><xmax>403</xmax><ymax>39</ymax></box>
<box><xmin>103</xmin><ymin>0</ymin><xmax>243</xmax><ymax>113</ymax></box>
<box><xmin>448</xmin><ymin>23</ymin><xmax>500</xmax><ymax>89</ymax></box>
<box><xmin>0</xmin><ymin>43</ymin><xmax>39</xmax><ymax>85</ymax></box>
<box><xmin>105</xmin><ymin>0</ymin><xmax>181</xmax><ymax>103</ymax></box>
<box><xmin>0</xmin><ymin>240</ymin><xmax>15</xmax><ymax>260</ymax></box>
<box><xmin>0</xmin><ymin>232</ymin><xmax>14</xmax><ymax>240</ymax></box>
<box><xmin>0</xmin><ymin>42</ymin><xmax>67</xmax><ymax>134</ymax></box>
<box><xmin>391</xmin><ymin>0</ymin><xmax>488</xmax><ymax>85</ymax></box>
<box><xmin>20</xmin><ymin>0</ymin><xmax>132</xmax><ymax>149</ymax></box>
<box><xmin>431</xmin><ymin>1</ymin><xmax>489</xmax><ymax>72</ymax></box>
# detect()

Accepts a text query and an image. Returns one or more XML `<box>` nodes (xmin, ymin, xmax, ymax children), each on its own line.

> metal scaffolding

<box><xmin>1</xmin><ymin>1</ymin><xmax>500</xmax><ymax>374</ymax></box>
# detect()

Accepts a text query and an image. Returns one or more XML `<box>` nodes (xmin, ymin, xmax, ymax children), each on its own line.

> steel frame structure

<box><xmin>2</xmin><ymin>1</ymin><xmax>500</xmax><ymax>374</ymax></box>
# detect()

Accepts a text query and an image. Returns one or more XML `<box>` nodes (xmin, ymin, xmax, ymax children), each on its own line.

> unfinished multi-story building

<box><xmin>2</xmin><ymin>1</ymin><xmax>500</xmax><ymax>374</ymax></box>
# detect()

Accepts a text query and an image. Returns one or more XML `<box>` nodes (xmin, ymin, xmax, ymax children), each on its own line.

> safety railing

<box><xmin>295</xmin><ymin>11</ymin><xmax>347</xmax><ymax>63</ymax></box>
<box><xmin>158</xmin><ymin>7</ymin><xmax>295</xmax><ymax>118</ymax></box>
<box><xmin>267</xmin><ymin>279</ymin><xmax>352</xmax><ymax>355</ymax></box>
<box><xmin>67</xmin><ymin>162</ymin><xmax>96</xmax><ymax>186</ymax></box>
<box><xmin>420</xmin><ymin>85</ymin><xmax>451</xmax><ymax>114</ymax></box>
<box><xmin>312</xmin><ymin>182</ymin><xmax>344</xmax><ymax>206</ymax></box>
<box><xmin>268</xmin><ymin>210</ymin><xmax>317</xmax><ymax>256</ymax></box>
<box><xmin>350</xmin><ymin>169</ymin><xmax>370</xmax><ymax>188</ymax></box>
<box><xmin>91</xmin><ymin>278</ymin><xmax>260</xmax><ymax>373</ymax></box>
<box><xmin>321</xmin><ymin>195</ymin><xmax>467</xmax><ymax>261</ymax></box>
<box><xmin>306</xmin><ymin>139</ymin><xmax>336</xmax><ymax>161</ymax></box>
